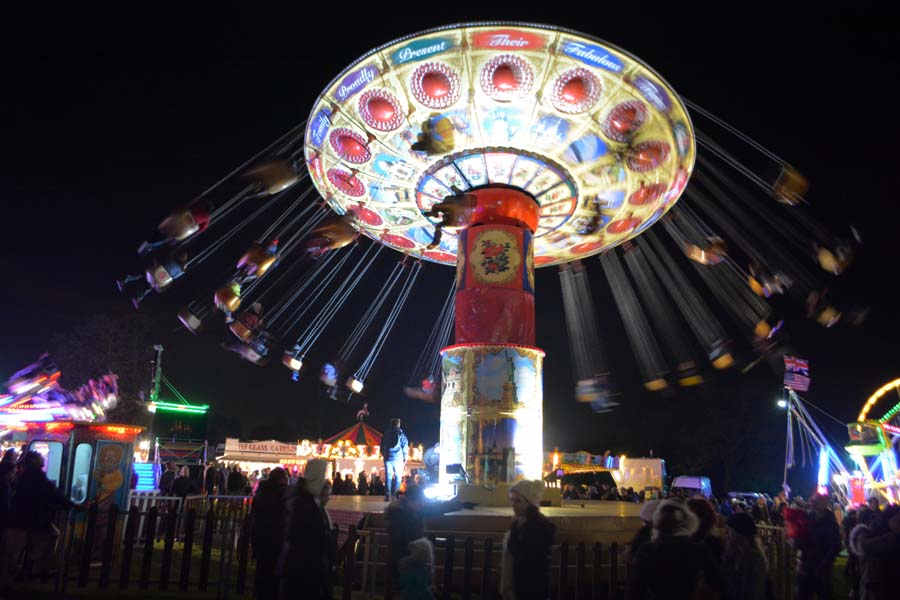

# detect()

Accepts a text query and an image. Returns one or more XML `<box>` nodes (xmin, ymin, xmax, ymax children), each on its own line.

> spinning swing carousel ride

<box><xmin>121</xmin><ymin>22</ymin><xmax>861</xmax><ymax>486</ymax></box>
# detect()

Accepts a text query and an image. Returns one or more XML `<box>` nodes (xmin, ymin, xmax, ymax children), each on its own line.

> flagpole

<box><xmin>783</xmin><ymin>386</ymin><xmax>793</xmax><ymax>495</ymax></box>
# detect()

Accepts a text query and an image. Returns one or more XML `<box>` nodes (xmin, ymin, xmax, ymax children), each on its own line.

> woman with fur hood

<box><xmin>848</xmin><ymin>504</ymin><xmax>900</xmax><ymax>600</ymax></box>
<box><xmin>625</xmin><ymin>499</ymin><xmax>721</xmax><ymax>600</ymax></box>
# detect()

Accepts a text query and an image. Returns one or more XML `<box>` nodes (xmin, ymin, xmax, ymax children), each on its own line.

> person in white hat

<box><xmin>500</xmin><ymin>480</ymin><xmax>556</xmax><ymax>600</ymax></box>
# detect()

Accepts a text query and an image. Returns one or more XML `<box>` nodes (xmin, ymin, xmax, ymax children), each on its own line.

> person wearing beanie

<box><xmin>500</xmin><ymin>480</ymin><xmax>556</xmax><ymax>600</ymax></box>
<box><xmin>721</xmin><ymin>512</ymin><xmax>768</xmax><ymax>600</ymax></box>
<box><xmin>626</xmin><ymin>499</ymin><xmax>719</xmax><ymax>600</ymax></box>
<box><xmin>277</xmin><ymin>459</ymin><xmax>334</xmax><ymax>599</ymax></box>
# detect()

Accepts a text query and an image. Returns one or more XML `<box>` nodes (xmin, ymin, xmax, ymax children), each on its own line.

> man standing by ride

<box><xmin>380</xmin><ymin>418</ymin><xmax>408</xmax><ymax>502</ymax></box>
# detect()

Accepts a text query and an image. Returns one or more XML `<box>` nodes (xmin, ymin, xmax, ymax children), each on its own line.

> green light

<box><xmin>151</xmin><ymin>401</ymin><xmax>209</xmax><ymax>415</ymax></box>
<box><xmin>879</xmin><ymin>400</ymin><xmax>900</xmax><ymax>423</ymax></box>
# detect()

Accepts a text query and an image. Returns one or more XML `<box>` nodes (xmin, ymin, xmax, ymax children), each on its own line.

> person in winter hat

<box><xmin>626</xmin><ymin>499</ymin><xmax>719</xmax><ymax>600</ymax></box>
<box><xmin>721</xmin><ymin>513</ymin><xmax>769</xmax><ymax>600</ymax></box>
<box><xmin>500</xmin><ymin>480</ymin><xmax>556</xmax><ymax>600</ymax></box>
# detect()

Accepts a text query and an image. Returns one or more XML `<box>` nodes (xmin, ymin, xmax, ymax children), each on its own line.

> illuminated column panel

<box><xmin>439</xmin><ymin>343</ymin><xmax>544</xmax><ymax>485</ymax></box>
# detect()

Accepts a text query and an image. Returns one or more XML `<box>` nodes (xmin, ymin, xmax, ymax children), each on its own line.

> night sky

<box><xmin>2</xmin><ymin>5</ymin><xmax>897</xmax><ymax>494</ymax></box>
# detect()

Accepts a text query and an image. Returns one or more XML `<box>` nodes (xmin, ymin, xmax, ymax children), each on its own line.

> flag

<box><xmin>784</xmin><ymin>355</ymin><xmax>811</xmax><ymax>391</ymax></box>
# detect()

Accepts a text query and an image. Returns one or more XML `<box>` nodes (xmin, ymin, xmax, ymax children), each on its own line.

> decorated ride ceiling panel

<box><xmin>305</xmin><ymin>23</ymin><xmax>695</xmax><ymax>267</ymax></box>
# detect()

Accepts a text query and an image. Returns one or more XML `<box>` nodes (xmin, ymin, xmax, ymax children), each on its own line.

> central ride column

<box><xmin>439</xmin><ymin>186</ymin><xmax>545</xmax><ymax>486</ymax></box>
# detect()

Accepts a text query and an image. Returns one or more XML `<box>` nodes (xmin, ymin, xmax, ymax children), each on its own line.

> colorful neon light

<box><xmin>90</xmin><ymin>425</ymin><xmax>144</xmax><ymax>435</ymax></box>
<box><xmin>149</xmin><ymin>401</ymin><xmax>209</xmax><ymax>414</ymax></box>
<box><xmin>859</xmin><ymin>377</ymin><xmax>900</xmax><ymax>421</ymax></box>
<box><xmin>817</xmin><ymin>446</ymin><xmax>829</xmax><ymax>488</ymax></box>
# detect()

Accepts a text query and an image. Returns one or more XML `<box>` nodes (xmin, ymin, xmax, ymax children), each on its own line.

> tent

<box><xmin>323</xmin><ymin>422</ymin><xmax>383</xmax><ymax>447</ymax></box>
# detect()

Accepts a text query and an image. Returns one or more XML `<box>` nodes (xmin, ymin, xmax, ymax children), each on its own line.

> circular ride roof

<box><xmin>304</xmin><ymin>22</ymin><xmax>695</xmax><ymax>268</ymax></box>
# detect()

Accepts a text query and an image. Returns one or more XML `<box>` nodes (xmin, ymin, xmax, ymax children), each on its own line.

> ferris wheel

<box><xmin>846</xmin><ymin>378</ymin><xmax>900</xmax><ymax>503</ymax></box>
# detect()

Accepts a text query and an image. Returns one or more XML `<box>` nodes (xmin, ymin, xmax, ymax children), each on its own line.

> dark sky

<box><xmin>2</xmin><ymin>4</ymin><xmax>898</xmax><ymax>493</ymax></box>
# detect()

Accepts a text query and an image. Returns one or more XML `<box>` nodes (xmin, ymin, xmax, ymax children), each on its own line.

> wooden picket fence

<box><xmin>10</xmin><ymin>504</ymin><xmax>795</xmax><ymax>600</ymax></box>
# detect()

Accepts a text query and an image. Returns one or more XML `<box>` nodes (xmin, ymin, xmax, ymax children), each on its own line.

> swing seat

<box><xmin>282</xmin><ymin>351</ymin><xmax>303</xmax><ymax>371</ymax></box>
<box><xmin>709</xmin><ymin>340</ymin><xmax>735</xmax><ymax>370</ymax></box>
<box><xmin>684</xmin><ymin>237</ymin><xmax>726</xmax><ymax>265</ymax></box>
<box><xmin>306</xmin><ymin>216</ymin><xmax>357</xmax><ymax>254</ymax></box>
<box><xmin>773</xmin><ymin>167</ymin><xmax>808</xmax><ymax>206</ymax></box>
<box><xmin>238</xmin><ymin>242</ymin><xmax>279</xmax><ymax>277</ymax></box>
<box><xmin>158</xmin><ymin>207</ymin><xmax>206</xmax><ymax>241</ymax></box>
<box><xmin>145</xmin><ymin>259</ymin><xmax>184</xmax><ymax>291</ymax></box>
<box><xmin>177</xmin><ymin>307</ymin><xmax>203</xmax><ymax>334</ymax></box>
<box><xmin>676</xmin><ymin>362</ymin><xmax>704</xmax><ymax>386</ymax></box>
<box><xmin>243</xmin><ymin>159</ymin><xmax>300</xmax><ymax>195</ymax></box>
<box><xmin>228</xmin><ymin>317</ymin><xmax>257</xmax><ymax>343</ymax></box>
<box><xmin>411</xmin><ymin>114</ymin><xmax>455</xmax><ymax>155</ymax></box>
<box><xmin>214</xmin><ymin>282</ymin><xmax>242</xmax><ymax>313</ymax></box>
<box><xmin>643</xmin><ymin>378</ymin><xmax>669</xmax><ymax>392</ymax></box>
<box><xmin>816</xmin><ymin>245</ymin><xmax>852</xmax><ymax>275</ymax></box>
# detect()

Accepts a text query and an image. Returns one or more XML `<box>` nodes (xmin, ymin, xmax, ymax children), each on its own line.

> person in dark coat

<box><xmin>501</xmin><ymin>480</ymin><xmax>556</xmax><ymax>600</ymax></box>
<box><xmin>626</xmin><ymin>499</ymin><xmax>720</xmax><ymax>600</ymax></box>
<box><xmin>848</xmin><ymin>505</ymin><xmax>900</xmax><ymax>600</ymax></box>
<box><xmin>721</xmin><ymin>513</ymin><xmax>769</xmax><ymax>600</ymax></box>
<box><xmin>277</xmin><ymin>459</ymin><xmax>334</xmax><ymax>600</ymax></box>
<box><xmin>386</xmin><ymin>484</ymin><xmax>427</xmax><ymax>585</ymax></box>
<box><xmin>0</xmin><ymin>448</ymin><xmax>18</xmax><ymax>551</ymax></box>
<box><xmin>251</xmin><ymin>467</ymin><xmax>288</xmax><ymax>600</ymax></box>
<box><xmin>171</xmin><ymin>466</ymin><xmax>197</xmax><ymax>500</ymax></box>
<box><xmin>795</xmin><ymin>493</ymin><xmax>842</xmax><ymax>600</ymax></box>
<box><xmin>688</xmin><ymin>497</ymin><xmax>725</xmax><ymax>569</ymax></box>
<box><xmin>626</xmin><ymin>499</ymin><xmax>660</xmax><ymax>572</ymax></box>
<box><xmin>204</xmin><ymin>462</ymin><xmax>218</xmax><ymax>495</ymax></box>
<box><xmin>369</xmin><ymin>474</ymin><xmax>385</xmax><ymax>497</ymax></box>
<box><xmin>4</xmin><ymin>451</ymin><xmax>75</xmax><ymax>581</ymax></box>
<box><xmin>158</xmin><ymin>460</ymin><xmax>177</xmax><ymax>494</ymax></box>
<box><xmin>380</xmin><ymin>418</ymin><xmax>409</xmax><ymax>501</ymax></box>
<box><xmin>227</xmin><ymin>465</ymin><xmax>245</xmax><ymax>494</ymax></box>
<box><xmin>357</xmin><ymin>472</ymin><xmax>369</xmax><ymax>496</ymax></box>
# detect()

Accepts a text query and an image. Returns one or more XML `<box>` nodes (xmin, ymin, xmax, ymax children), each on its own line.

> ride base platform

<box><xmin>326</xmin><ymin>495</ymin><xmax>644</xmax><ymax>545</ymax></box>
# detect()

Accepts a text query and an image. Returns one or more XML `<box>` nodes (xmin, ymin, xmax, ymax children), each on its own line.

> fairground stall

<box><xmin>9</xmin><ymin>421</ymin><xmax>144</xmax><ymax>509</ymax></box>
<box><xmin>219</xmin><ymin>437</ymin><xmax>299</xmax><ymax>473</ymax></box>
<box><xmin>221</xmin><ymin>421</ymin><xmax>425</xmax><ymax>482</ymax></box>
<box><xmin>0</xmin><ymin>355</ymin><xmax>141</xmax><ymax>507</ymax></box>
<box><xmin>544</xmin><ymin>448</ymin><xmax>666</xmax><ymax>495</ymax></box>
